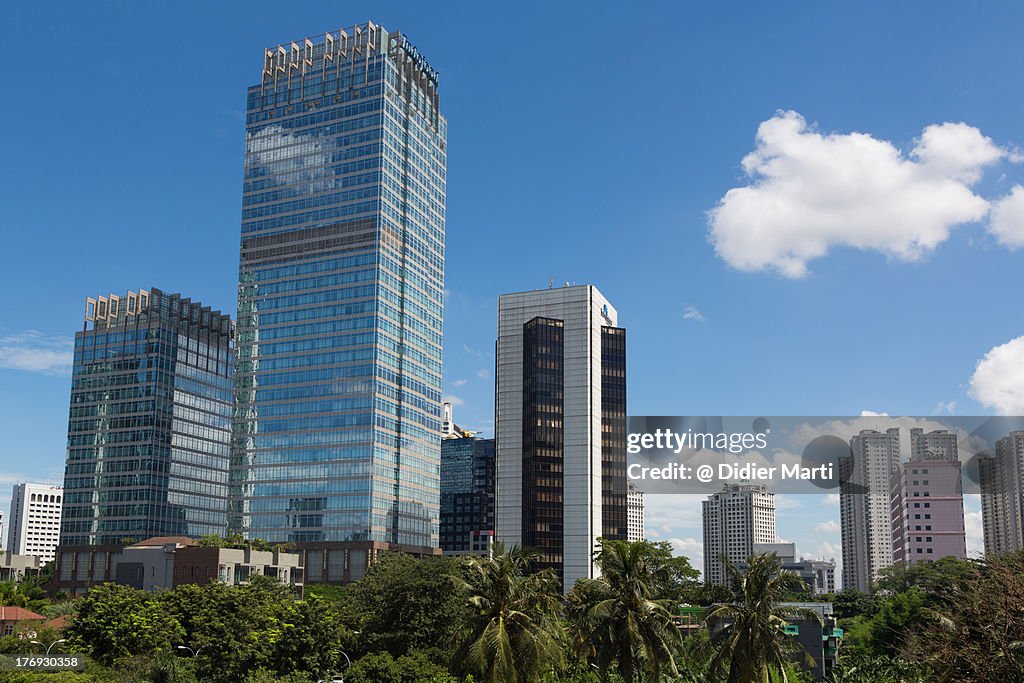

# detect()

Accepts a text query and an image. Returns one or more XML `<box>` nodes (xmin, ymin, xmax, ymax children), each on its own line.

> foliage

<box><xmin>827</xmin><ymin>653</ymin><xmax>930</xmax><ymax>683</ymax></box>
<box><xmin>195</xmin><ymin>534</ymin><xmax>293</xmax><ymax>552</ymax></box>
<box><xmin>453</xmin><ymin>543</ymin><xmax>565</xmax><ymax>683</ymax></box>
<box><xmin>567</xmin><ymin>539</ymin><xmax>682</xmax><ymax>681</ymax></box>
<box><xmin>0</xmin><ymin>577</ymin><xmax>50</xmax><ymax>613</ymax></box>
<box><xmin>345</xmin><ymin>552</ymin><xmax>469</xmax><ymax>663</ymax></box>
<box><xmin>66</xmin><ymin>583</ymin><xmax>184</xmax><ymax>665</ymax></box>
<box><xmin>901</xmin><ymin>551</ymin><xmax>1024</xmax><ymax>681</ymax></box>
<box><xmin>818</xmin><ymin>590</ymin><xmax>876</xmax><ymax>621</ymax></box>
<box><xmin>705</xmin><ymin>552</ymin><xmax>820</xmax><ymax>683</ymax></box>
<box><xmin>344</xmin><ymin>651</ymin><xmax>462</xmax><ymax>683</ymax></box>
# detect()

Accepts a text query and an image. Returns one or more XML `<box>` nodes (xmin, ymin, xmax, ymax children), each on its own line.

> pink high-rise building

<box><xmin>890</xmin><ymin>429</ymin><xmax>966</xmax><ymax>566</ymax></box>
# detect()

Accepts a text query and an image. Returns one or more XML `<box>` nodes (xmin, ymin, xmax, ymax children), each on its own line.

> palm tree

<box><xmin>453</xmin><ymin>543</ymin><xmax>565</xmax><ymax>683</ymax></box>
<box><xmin>567</xmin><ymin>539</ymin><xmax>682</xmax><ymax>682</ymax></box>
<box><xmin>705</xmin><ymin>552</ymin><xmax>821</xmax><ymax>683</ymax></box>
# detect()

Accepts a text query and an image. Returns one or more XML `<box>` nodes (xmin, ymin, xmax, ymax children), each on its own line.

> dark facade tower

<box><xmin>439</xmin><ymin>436</ymin><xmax>495</xmax><ymax>553</ymax></box>
<box><xmin>522</xmin><ymin>317</ymin><xmax>566</xmax><ymax>578</ymax></box>
<box><xmin>230</xmin><ymin>22</ymin><xmax>446</xmax><ymax>574</ymax></box>
<box><xmin>496</xmin><ymin>286</ymin><xmax>627</xmax><ymax>589</ymax></box>
<box><xmin>61</xmin><ymin>289</ymin><xmax>233</xmax><ymax>545</ymax></box>
<box><xmin>600</xmin><ymin>327</ymin><xmax>627</xmax><ymax>541</ymax></box>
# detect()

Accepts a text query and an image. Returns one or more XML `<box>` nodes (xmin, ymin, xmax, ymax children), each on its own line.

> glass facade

<box><xmin>522</xmin><ymin>317</ymin><xmax>565</xmax><ymax>578</ymax></box>
<box><xmin>230</xmin><ymin>22</ymin><xmax>446</xmax><ymax>548</ymax></box>
<box><xmin>600</xmin><ymin>326</ymin><xmax>627</xmax><ymax>541</ymax></box>
<box><xmin>61</xmin><ymin>288</ymin><xmax>233</xmax><ymax>545</ymax></box>
<box><xmin>439</xmin><ymin>437</ymin><xmax>495</xmax><ymax>552</ymax></box>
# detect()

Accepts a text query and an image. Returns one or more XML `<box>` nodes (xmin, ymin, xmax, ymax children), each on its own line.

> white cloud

<box><xmin>477</xmin><ymin>368</ymin><xmax>490</xmax><ymax>379</ymax></box>
<box><xmin>859</xmin><ymin>410</ymin><xmax>890</xmax><ymax>417</ymax></box>
<box><xmin>933</xmin><ymin>400</ymin><xmax>958</xmax><ymax>415</ymax></box>
<box><xmin>442</xmin><ymin>394</ymin><xmax>465</xmax><ymax>407</ymax></box>
<box><xmin>969</xmin><ymin>336</ymin><xmax>1024</xmax><ymax>415</ymax></box>
<box><xmin>451</xmin><ymin>379</ymin><xmax>468</xmax><ymax>388</ymax></box>
<box><xmin>463</xmin><ymin>344</ymin><xmax>483</xmax><ymax>359</ymax></box>
<box><xmin>708</xmin><ymin>111</ymin><xmax>1011</xmax><ymax>277</ymax></box>
<box><xmin>964</xmin><ymin>506</ymin><xmax>984</xmax><ymax>558</ymax></box>
<box><xmin>814</xmin><ymin>520</ymin><xmax>839</xmax><ymax>533</ymax></box>
<box><xmin>0</xmin><ymin>331</ymin><xmax>74</xmax><ymax>375</ymax></box>
<box><xmin>989</xmin><ymin>185</ymin><xmax>1024</xmax><ymax>248</ymax></box>
<box><xmin>682</xmin><ymin>304</ymin><xmax>705</xmax><ymax>322</ymax></box>
<box><xmin>822</xmin><ymin>493</ymin><xmax>840</xmax><ymax>506</ymax></box>
<box><xmin>815</xmin><ymin>541</ymin><xmax>841</xmax><ymax>562</ymax></box>
<box><xmin>666</xmin><ymin>537</ymin><xmax>704</xmax><ymax>577</ymax></box>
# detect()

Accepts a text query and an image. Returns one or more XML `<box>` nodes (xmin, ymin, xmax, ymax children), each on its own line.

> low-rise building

<box><xmin>0</xmin><ymin>606</ymin><xmax>45</xmax><ymax>637</ymax></box>
<box><xmin>53</xmin><ymin>536</ymin><xmax>303</xmax><ymax>596</ymax></box>
<box><xmin>751</xmin><ymin>542</ymin><xmax>836</xmax><ymax>595</ymax></box>
<box><xmin>0</xmin><ymin>551</ymin><xmax>41</xmax><ymax>581</ymax></box>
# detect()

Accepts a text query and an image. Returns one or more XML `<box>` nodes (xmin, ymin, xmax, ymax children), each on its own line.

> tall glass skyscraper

<box><xmin>231</xmin><ymin>21</ymin><xmax>446</xmax><ymax>561</ymax></box>
<box><xmin>61</xmin><ymin>288</ymin><xmax>233</xmax><ymax>545</ymax></box>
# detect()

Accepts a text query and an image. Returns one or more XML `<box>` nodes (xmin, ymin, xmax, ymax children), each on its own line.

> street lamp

<box><xmin>317</xmin><ymin>651</ymin><xmax>352</xmax><ymax>683</ymax></box>
<box><xmin>176</xmin><ymin>645</ymin><xmax>206</xmax><ymax>658</ymax></box>
<box><xmin>30</xmin><ymin>639</ymin><xmax>66</xmax><ymax>656</ymax></box>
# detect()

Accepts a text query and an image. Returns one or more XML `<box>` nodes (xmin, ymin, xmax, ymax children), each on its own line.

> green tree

<box><xmin>902</xmin><ymin>551</ymin><xmax>1024</xmax><ymax>681</ymax></box>
<box><xmin>156</xmin><ymin>577</ymin><xmax>298</xmax><ymax>682</ymax></box>
<box><xmin>453</xmin><ymin>543</ymin><xmax>565</xmax><ymax>683</ymax></box>
<box><xmin>345</xmin><ymin>552</ymin><xmax>469</xmax><ymax>663</ymax></box>
<box><xmin>67</xmin><ymin>583</ymin><xmax>184</xmax><ymax>665</ymax></box>
<box><xmin>344</xmin><ymin>651</ymin><xmax>461</xmax><ymax>683</ymax></box>
<box><xmin>705</xmin><ymin>552</ymin><xmax>820</xmax><ymax>683</ymax></box>
<box><xmin>567</xmin><ymin>539</ymin><xmax>682</xmax><ymax>681</ymax></box>
<box><xmin>827</xmin><ymin>653</ymin><xmax>930</xmax><ymax>683</ymax></box>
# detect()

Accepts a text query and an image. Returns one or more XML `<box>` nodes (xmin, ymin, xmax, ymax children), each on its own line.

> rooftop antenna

<box><xmin>548</xmin><ymin>277</ymin><xmax>553</xmax><ymax>289</ymax></box>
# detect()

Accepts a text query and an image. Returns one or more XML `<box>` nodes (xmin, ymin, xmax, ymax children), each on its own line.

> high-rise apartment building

<box><xmin>440</xmin><ymin>434</ymin><xmax>495</xmax><ymax>554</ymax></box>
<box><xmin>495</xmin><ymin>285</ymin><xmax>627</xmax><ymax>587</ymax></box>
<box><xmin>980</xmin><ymin>430</ymin><xmax>1024</xmax><ymax>555</ymax></box>
<box><xmin>840</xmin><ymin>428</ymin><xmax>900</xmax><ymax>591</ymax></box>
<box><xmin>230</xmin><ymin>22</ymin><xmax>447</xmax><ymax>572</ymax></box>
<box><xmin>7</xmin><ymin>484</ymin><xmax>63</xmax><ymax>564</ymax></box>
<box><xmin>627</xmin><ymin>481</ymin><xmax>645</xmax><ymax>542</ymax></box>
<box><xmin>891</xmin><ymin>430</ymin><xmax>966</xmax><ymax>566</ymax></box>
<box><xmin>60</xmin><ymin>289</ymin><xmax>233</xmax><ymax>546</ymax></box>
<box><xmin>702</xmin><ymin>483</ymin><xmax>776</xmax><ymax>586</ymax></box>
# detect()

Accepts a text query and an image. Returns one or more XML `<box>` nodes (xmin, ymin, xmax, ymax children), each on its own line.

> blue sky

<box><xmin>3</xmin><ymin>2</ymin><xmax>1024</xmax><ymax>578</ymax></box>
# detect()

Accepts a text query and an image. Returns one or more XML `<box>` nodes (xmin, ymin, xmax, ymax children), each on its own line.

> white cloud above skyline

<box><xmin>707</xmin><ymin>111</ymin><xmax>1020</xmax><ymax>277</ymax></box>
<box><xmin>969</xmin><ymin>336</ymin><xmax>1024</xmax><ymax>415</ymax></box>
<box><xmin>0</xmin><ymin>331</ymin><xmax>74</xmax><ymax>376</ymax></box>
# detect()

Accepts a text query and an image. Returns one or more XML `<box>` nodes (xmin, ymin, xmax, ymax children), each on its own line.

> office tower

<box><xmin>627</xmin><ymin>481</ymin><xmax>645</xmax><ymax>542</ymax></box>
<box><xmin>7</xmin><ymin>484</ymin><xmax>64</xmax><ymax>564</ymax></box>
<box><xmin>750</xmin><ymin>542</ymin><xmax>836</xmax><ymax>595</ymax></box>
<box><xmin>495</xmin><ymin>285</ymin><xmax>627</xmax><ymax>587</ymax></box>
<box><xmin>702</xmin><ymin>483</ymin><xmax>776</xmax><ymax>586</ymax></box>
<box><xmin>440</xmin><ymin>431</ymin><xmax>495</xmax><ymax>554</ymax></box>
<box><xmin>840</xmin><ymin>428</ymin><xmax>900</xmax><ymax>592</ymax></box>
<box><xmin>891</xmin><ymin>430</ymin><xmax>966</xmax><ymax>566</ymax></box>
<box><xmin>60</xmin><ymin>289</ymin><xmax>233</xmax><ymax>546</ymax></box>
<box><xmin>230</xmin><ymin>21</ymin><xmax>447</xmax><ymax>574</ymax></box>
<box><xmin>980</xmin><ymin>431</ymin><xmax>1024</xmax><ymax>554</ymax></box>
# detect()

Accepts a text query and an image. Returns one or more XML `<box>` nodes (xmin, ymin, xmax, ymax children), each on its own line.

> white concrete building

<box><xmin>495</xmin><ymin>285</ymin><xmax>627</xmax><ymax>589</ymax></box>
<box><xmin>840</xmin><ymin>429</ymin><xmax>900</xmax><ymax>592</ymax></box>
<box><xmin>702</xmin><ymin>483</ymin><xmax>776</xmax><ymax>585</ymax></box>
<box><xmin>6</xmin><ymin>483</ymin><xmax>63</xmax><ymax>564</ymax></box>
<box><xmin>627</xmin><ymin>481</ymin><xmax>645</xmax><ymax>542</ymax></box>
